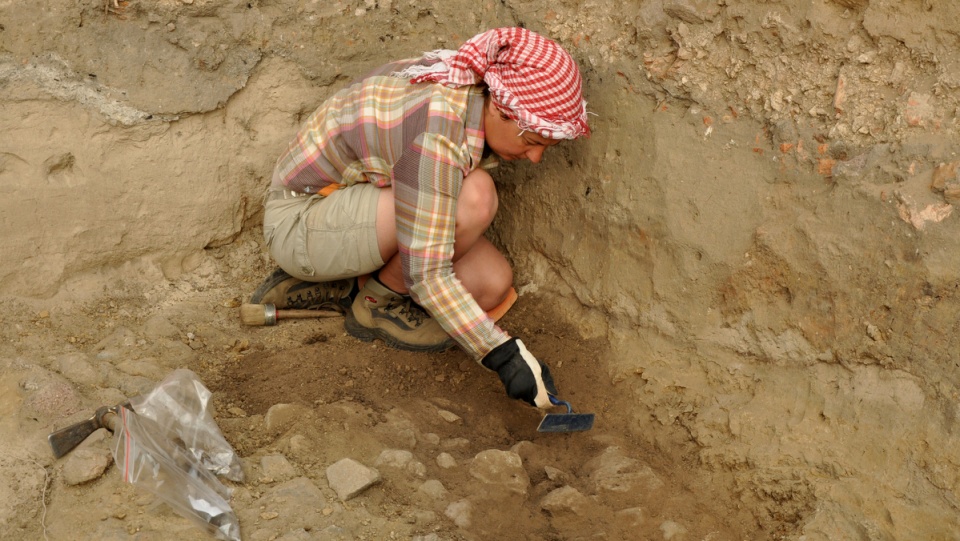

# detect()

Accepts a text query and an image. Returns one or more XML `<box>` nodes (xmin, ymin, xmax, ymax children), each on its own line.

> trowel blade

<box><xmin>537</xmin><ymin>412</ymin><xmax>595</xmax><ymax>433</ymax></box>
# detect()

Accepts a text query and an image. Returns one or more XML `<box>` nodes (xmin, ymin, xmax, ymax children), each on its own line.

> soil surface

<box><xmin>2</xmin><ymin>240</ymin><xmax>760</xmax><ymax>540</ymax></box>
<box><xmin>3</xmin><ymin>0</ymin><xmax>960</xmax><ymax>540</ymax></box>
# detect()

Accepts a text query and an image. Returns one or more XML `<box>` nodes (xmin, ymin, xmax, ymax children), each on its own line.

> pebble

<box><xmin>544</xmin><ymin>465</ymin><xmax>567</xmax><ymax>482</ymax></box>
<box><xmin>468</xmin><ymin>449</ymin><xmax>529</xmax><ymax>496</ymax></box>
<box><xmin>288</xmin><ymin>434</ymin><xmax>310</xmax><ymax>455</ymax></box>
<box><xmin>437</xmin><ymin>409</ymin><xmax>461</xmax><ymax>423</ymax></box>
<box><xmin>326</xmin><ymin>458</ymin><xmax>381</xmax><ymax>501</ymax></box>
<box><xmin>417</xmin><ymin>479</ymin><xmax>447</xmax><ymax>500</ymax></box>
<box><xmin>375</xmin><ymin>449</ymin><xmax>426</xmax><ymax>477</ymax></box>
<box><xmin>617</xmin><ymin>507</ymin><xmax>645</xmax><ymax>527</ymax></box>
<box><xmin>661</xmin><ymin>520</ymin><xmax>688</xmax><ymax>540</ymax></box>
<box><xmin>443</xmin><ymin>499</ymin><xmax>472</xmax><ymax>528</ymax></box>
<box><xmin>436</xmin><ymin>452</ymin><xmax>457</xmax><ymax>469</ymax></box>
<box><xmin>440</xmin><ymin>437</ymin><xmax>469</xmax><ymax>451</ymax></box>
<box><xmin>420</xmin><ymin>432</ymin><xmax>441</xmax><ymax>445</ymax></box>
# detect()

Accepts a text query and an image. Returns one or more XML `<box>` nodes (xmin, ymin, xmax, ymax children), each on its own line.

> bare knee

<box><xmin>457</xmin><ymin>169</ymin><xmax>498</xmax><ymax>231</ymax></box>
<box><xmin>453</xmin><ymin>237</ymin><xmax>514</xmax><ymax>310</ymax></box>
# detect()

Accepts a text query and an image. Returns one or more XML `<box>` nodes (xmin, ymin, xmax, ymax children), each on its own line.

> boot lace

<box><xmin>387</xmin><ymin>296</ymin><xmax>429</xmax><ymax>327</ymax></box>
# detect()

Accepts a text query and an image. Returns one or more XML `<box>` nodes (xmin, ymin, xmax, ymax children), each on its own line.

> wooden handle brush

<box><xmin>240</xmin><ymin>303</ymin><xmax>341</xmax><ymax>326</ymax></box>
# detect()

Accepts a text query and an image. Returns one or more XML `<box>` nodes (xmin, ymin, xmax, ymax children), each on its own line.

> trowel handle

<box><xmin>548</xmin><ymin>394</ymin><xmax>573</xmax><ymax>413</ymax></box>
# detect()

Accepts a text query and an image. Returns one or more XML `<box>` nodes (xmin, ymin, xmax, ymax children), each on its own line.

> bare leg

<box><xmin>374</xmin><ymin>169</ymin><xmax>513</xmax><ymax>311</ymax></box>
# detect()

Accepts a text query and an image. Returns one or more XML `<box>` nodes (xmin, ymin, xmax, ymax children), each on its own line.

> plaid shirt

<box><xmin>271</xmin><ymin>60</ymin><xmax>510</xmax><ymax>360</ymax></box>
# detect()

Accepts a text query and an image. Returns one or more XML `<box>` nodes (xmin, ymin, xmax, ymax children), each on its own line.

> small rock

<box><xmin>663</xmin><ymin>0</ymin><xmax>719</xmax><ymax>23</ymax></box>
<box><xmin>441</xmin><ymin>438</ymin><xmax>469</xmax><ymax>451</ymax></box>
<box><xmin>469</xmin><ymin>449</ymin><xmax>529</xmax><ymax>495</ymax></box>
<box><xmin>661</xmin><ymin>520</ymin><xmax>688</xmax><ymax>540</ymax></box>
<box><xmin>325</xmin><ymin>458</ymin><xmax>380</xmax><ymax>501</ymax></box>
<box><xmin>617</xmin><ymin>507</ymin><xmax>645</xmax><ymax>527</ymax></box>
<box><xmin>544</xmin><ymin>465</ymin><xmax>567</xmax><ymax>482</ymax></box>
<box><xmin>437</xmin><ymin>409</ymin><xmax>461</xmax><ymax>423</ymax></box>
<box><xmin>62</xmin><ymin>448</ymin><xmax>113</xmax><ymax>485</ymax></box>
<box><xmin>418</xmin><ymin>479</ymin><xmax>447</xmax><ymax>500</ymax></box>
<box><xmin>540</xmin><ymin>485</ymin><xmax>591</xmax><ymax>516</ymax></box>
<box><xmin>261</xmin><ymin>454</ymin><xmax>298</xmax><ymax>482</ymax></box>
<box><xmin>420</xmin><ymin>432</ymin><xmax>441</xmax><ymax>445</ymax></box>
<box><xmin>288</xmin><ymin>434</ymin><xmax>310</xmax><ymax>454</ymax></box>
<box><xmin>375</xmin><ymin>449</ymin><xmax>427</xmax><ymax>477</ymax></box>
<box><xmin>931</xmin><ymin>162</ymin><xmax>959</xmax><ymax>192</ymax></box>
<box><xmin>436</xmin><ymin>452</ymin><xmax>457</xmax><ymax>469</ymax></box>
<box><xmin>227</xmin><ymin>406</ymin><xmax>247</xmax><ymax>417</ymax></box>
<box><xmin>444</xmin><ymin>499</ymin><xmax>472</xmax><ymax>528</ymax></box>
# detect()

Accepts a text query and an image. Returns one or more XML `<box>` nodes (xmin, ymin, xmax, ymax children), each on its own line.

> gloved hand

<box><xmin>481</xmin><ymin>338</ymin><xmax>557</xmax><ymax>408</ymax></box>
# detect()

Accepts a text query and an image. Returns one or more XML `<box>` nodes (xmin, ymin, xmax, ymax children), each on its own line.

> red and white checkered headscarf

<box><xmin>398</xmin><ymin>28</ymin><xmax>590</xmax><ymax>140</ymax></box>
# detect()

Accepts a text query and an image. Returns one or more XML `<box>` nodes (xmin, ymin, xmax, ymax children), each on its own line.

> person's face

<box><xmin>483</xmin><ymin>98</ymin><xmax>561</xmax><ymax>164</ymax></box>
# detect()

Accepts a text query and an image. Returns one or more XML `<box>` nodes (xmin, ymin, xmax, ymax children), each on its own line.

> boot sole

<box><xmin>344</xmin><ymin>311</ymin><xmax>455</xmax><ymax>353</ymax></box>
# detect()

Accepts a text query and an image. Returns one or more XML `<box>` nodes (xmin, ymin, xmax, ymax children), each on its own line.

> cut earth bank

<box><xmin>2</xmin><ymin>0</ymin><xmax>960</xmax><ymax>540</ymax></box>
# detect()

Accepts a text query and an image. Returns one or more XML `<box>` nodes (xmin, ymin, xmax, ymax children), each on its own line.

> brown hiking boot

<box><xmin>344</xmin><ymin>277</ymin><xmax>455</xmax><ymax>352</ymax></box>
<box><xmin>250</xmin><ymin>268</ymin><xmax>356</xmax><ymax>313</ymax></box>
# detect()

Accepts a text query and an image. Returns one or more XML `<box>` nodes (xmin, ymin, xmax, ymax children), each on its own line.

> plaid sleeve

<box><xmin>393</xmin><ymin>129</ymin><xmax>510</xmax><ymax>361</ymax></box>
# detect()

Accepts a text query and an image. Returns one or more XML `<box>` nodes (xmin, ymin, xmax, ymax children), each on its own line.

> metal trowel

<box><xmin>537</xmin><ymin>395</ymin><xmax>595</xmax><ymax>433</ymax></box>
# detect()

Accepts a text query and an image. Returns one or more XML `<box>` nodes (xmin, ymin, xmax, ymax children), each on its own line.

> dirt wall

<box><xmin>2</xmin><ymin>0</ymin><xmax>959</xmax><ymax>539</ymax></box>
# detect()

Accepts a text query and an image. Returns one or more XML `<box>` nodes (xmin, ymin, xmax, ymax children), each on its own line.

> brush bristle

<box><xmin>239</xmin><ymin>304</ymin><xmax>267</xmax><ymax>326</ymax></box>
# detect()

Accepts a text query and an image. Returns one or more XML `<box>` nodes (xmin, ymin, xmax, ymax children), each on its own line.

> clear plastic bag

<box><xmin>130</xmin><ymin>369</ymin><xmax>244</xmax><ymax>482</ymax></box>
<box><xmin>111</xmin><ymin>369</ymin><xmax>242</xmax><ymax>541</ymax></box>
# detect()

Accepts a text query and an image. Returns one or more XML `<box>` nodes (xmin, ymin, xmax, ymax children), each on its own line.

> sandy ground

<box><xmin>3</xmin><ymin>0</ymin><xmax>960</xmax><ymax>540</ymax></box>
<box><xmin>2</xmin><ymin>235</ymin><xmax>765</xmax><ymax>540</ymax></box>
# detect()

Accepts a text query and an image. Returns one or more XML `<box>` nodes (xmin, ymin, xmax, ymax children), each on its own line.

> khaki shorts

<box><xmin>262</xmin><ymin>184</ymin><xmax>384</xmax><ymax>281</ymax></box>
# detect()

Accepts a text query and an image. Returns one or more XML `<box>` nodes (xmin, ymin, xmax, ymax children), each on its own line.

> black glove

<box><xmin>481</xmin><ymin>338</ymin><xmax>557</xmax><ymax>408</ymax></box>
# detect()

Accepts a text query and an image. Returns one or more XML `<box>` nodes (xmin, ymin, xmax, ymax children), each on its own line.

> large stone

<box><xmin>244</xmin><ymin>477</ymin><xmax>328</xmax><ymax>534</ymax></box>
<box><xmin>62</xmin><ymin>447</ymin><xmax>113</xmax><ymax>485</ymax></box>
<box><xmin>540</xmin><ymin>485</ymin><xmax>592</xmax><ymax>516</ymax></box>
<box><xmin>468</xmin><ymin>449</ymin><xmax>530</xmax><ymax>496</ymax></box>
<box><xmin>325</xmin><ymin>458</ymin><xmax>380</xmax><ymax>501</ymax></box>
<box><xmin>583</xmin><ymin>447</ymin><xmax>664</xmax><ymax>494</ymax></box>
